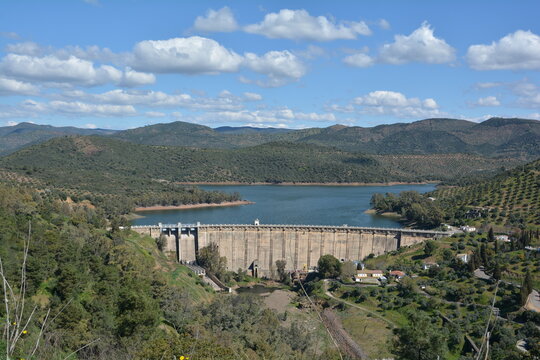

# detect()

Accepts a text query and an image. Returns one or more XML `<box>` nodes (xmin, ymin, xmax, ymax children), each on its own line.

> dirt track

<box><xmin>321</xmin><ymin>308</ymin><xmax>370</xmax><ymax>360</ymax></box>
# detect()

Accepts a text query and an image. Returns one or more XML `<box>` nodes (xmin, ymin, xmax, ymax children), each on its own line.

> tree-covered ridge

<box><xmin>0</xmin><ymin>122</ymin><xmax>116</xmax><ymax>156</ymax></box>
<box><xmin>0</xmin><ymin>134</ymin><xmax>524</xmax><ymax>189</ymax></box>
<box><xmin>111</xmin><ymin>117</ymin><xmax>540</xmax><ymax>159</ymax></box>
<box><xmin>0</xmin><ymin>184</ymin><xmax>339</xmax><ymax>359</ymax></box>
<box><xmin>2</xmin><ymin>117</ymin><xmax>539</xmax><ymax>161</ymax></box>
<box><xmin>371</xmin><ymin>158</ymin><xmax>540</xmax><ymax>229</ymax></box>
<box><xmin>433</xmin><ymin>159</ymin><xmax>540</xmax><ymax>227</ymax></box>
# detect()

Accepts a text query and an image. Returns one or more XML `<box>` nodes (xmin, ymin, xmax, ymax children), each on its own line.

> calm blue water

<box><xmin>131</xmin><ymin>184</ymin><xmax>436</xmax><ymax>227</ymax></box>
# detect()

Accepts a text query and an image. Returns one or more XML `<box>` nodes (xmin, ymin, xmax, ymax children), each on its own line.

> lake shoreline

<box><xmin>364</xmin><ymin>209</ymin><xmax>403</xmax><ymax>218</ymax></box>
<box><xmin>177</xmin><ymin>181</ymin><xmax>440</xmax><ymax>187</ymax></box>
<box><xmin>134</xmin><ymin>200</ymin><xmax>254</xmax><ymax>212</ymax></box>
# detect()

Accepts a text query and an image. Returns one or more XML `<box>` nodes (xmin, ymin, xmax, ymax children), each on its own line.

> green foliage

<box><xmin>432</xmin><ymin>158</ymin><xmax>540</xmax><ymax>227</ymax></box>
<box><xmin>196</xmin><ymin>242</ymin><xmax>227</xmax><ymax>279</ymax></box>
<box><xmin>0</xmin><ymin>183</ymin><xmax>334</xmax><ymax>359</ymax></box>
<box><xmin>424</xmin><ymin>240</ymin><xmax>437</xmax><ymax>256</ymax></box>
<box><xmin>317</xmin><ymin>254</ymin><xmax>342</xmax><ymax>279</ymax></box>
<box><xmin>392</xmin><ymin>311</ymin><xmax>447</xmax><ymax>359</ymax></box>
<box><xmin>371</xmin><ymin>191</ymin><xmax>444</xmax><ymax>228</ymax></box>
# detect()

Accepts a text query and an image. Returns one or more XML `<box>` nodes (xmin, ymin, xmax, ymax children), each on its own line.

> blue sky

<box><xmin>0</xmin><ymin>0</ymin><xmax>539</xmax><ymax>129</ymax></box>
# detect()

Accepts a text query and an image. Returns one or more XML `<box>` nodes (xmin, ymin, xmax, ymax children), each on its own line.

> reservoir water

<box><xmin>132</xmin><ymin>184</ymin><xmax>436</xmax><ymax>228</ymax></box>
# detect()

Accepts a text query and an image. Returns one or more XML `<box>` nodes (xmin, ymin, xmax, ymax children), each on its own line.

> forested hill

<box><xmin>0</xmin><ymin>184</ymin><xmax>339</xmax><ymax>359</ymax></box>
<box><xmin>110</xmin><ymin>117</ymin><xmax>540</xmax><ymax>160</ymax></box>
<box><xmin>2</xmin><ymin>117</ymin><xmax>539</xmax><ymax>160</ymax></box>
<box><xmin>372</xmin><ymin>158</ymin><xmax>540</xmax><ymax>228</ymax></box>
<box><xmin>0</xmin><ymin>122</ymin><xmax>117</xmax><ymax>156</ymax></box>
<box><xmin>0</xmin><ymin>135</ymin><xmax>524</xmax><ymax>188</ymax></box>
<box><xmin>433</xmin><ymin>158</ymin><xmax>540</xmax><ymax>227</ymax></box>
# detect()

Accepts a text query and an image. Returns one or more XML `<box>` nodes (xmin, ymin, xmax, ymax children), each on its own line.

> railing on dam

<box><xmin>129</xmin><ymin>223</ymin><xmax>450</xmax><ymax>236</ymax></box>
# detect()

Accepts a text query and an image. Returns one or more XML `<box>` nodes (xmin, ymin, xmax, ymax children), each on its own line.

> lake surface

<box><xmin>132</xmin><ymin>184</ymin><xmax>436</xmax><ymax>228</ymax></box>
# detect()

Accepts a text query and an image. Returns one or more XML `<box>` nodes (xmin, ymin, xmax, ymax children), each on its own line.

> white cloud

<box><xmin>5</xmin><ymin>42</ymin><xmax>43</xmax><ymax>56</ymax></box>
<box><xmin>467</xmin><ymin>30</ymin><xmax>540</xmax><ymax>70</ymax></box>
<box><xmin>193</xmin><ymin>7</ymin><xmax>238</xmax><ymax>32</ymax></box>
<box><xmin>0</xmin><ymin>54</ymin><xmax>122</xmax><ymax>86</ymax></box>
<box><xmin>243</xmin><ymin>50</ymin><xmax>306</xmax><ymax>87</ymax></box>
<box><xmin>83</xmin><ymin>123</ymin><xmax>97</xmax><ymax>129</ymax></box>
<box><xmin>243</xmin><ymin>92</ymin><xmax>262</xmax><ymax>101</ymax></box>
<box><xmin>294</xmin><ymin>45</ymin><xmax>327</xmax><ymax>59</ymax></box>
<box><xmin>0</xmin><ymin>76</ymin><xmax>39</xmax><ymax>95</ymax></box>
<box><xmin>6</xmin><ymin>42</ymin><xmax>128</xmax><ymax>65</ymax></box>
<box><xmin>0</xmin><ymin>54</ymin><xmax>153</xmax><ymax>88</ymax></box>
<box><xmin>343</xmin><ymin>53</ymin><xmax>374</xmax><ymax>68</ymax></box>
<box><xmin>529</xmin><ymin>112</ymin><xmax>540</xmax><ymax>120</ymax></box>
<box><xmin>332</xmin><ymin>90</ymin><xmax>441</xmax><ymax>118</ymax></box>
<box><xmin>6</xmin><ymin>121</ymin><xmax>19</xmax><ymax>126</ymax></box>
<box><xmin>244</xmin><ymin>9</ymin><xmax>371</xmax><ymax>41</ymax></box>
<box><xmin>20</xmin><ymin>99</ymin><xmax>137</xmax><ymax>117</ymax></box>
<box><xmin>203</xmin><ymin>108</ymin><xmax>335</xmax><ymax>124</ymax></box>
<box><xmin>475</xmin><ymin>82</ymin><xmax>503</xmax><ymax>89</ymax></box>
<box><xmin>119</xmin><ymin>68</ymin><xmax>155</xmax><ymax>87</ymax></box>
<box><xmin>131</xmin><ymin>36</ymin><xmax>243</xmax><ymax>74</ymax></box>
<box><xmin>475</xmin><ymin>96</ymin><xmax>500</xmax><ymax>107</ymax></box>
<box><xmin>60</xmin><ymin>89</ymin><xmax>246</xmax><ymax>112</ymax></box>
<box><xmin>378</xmin><ymin>19</ymin><xmax>390</xmax><ymax>30</ymax></box>
<box><xmin>379</xmin><ymin>22</ymin><xmax>455</xmax><ymax>64</ymax></box>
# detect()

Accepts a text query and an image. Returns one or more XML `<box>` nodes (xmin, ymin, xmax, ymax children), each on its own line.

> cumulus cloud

<box><xmin>378</xmin><ymin>19</ymin><xmax>390</xmax><ymax>30</ymax></box>
<box><xmin>244</xmin><ymin>9</ymin><xmax>371</xmax><ymax>41</ymax></box>
<box><xmin>343</xmin><ymin>53</ymin><xmax>374</xmax><ymax>67</ymax></box>
<box><xmin>467</xmin><ymin>30</ymin><xmax>540</xmax><ymax>70</ymax></box>
<box><xmin>332</xmin><ymin>90</ymin><xmax>441</xmax><ymax>118</ymax></box>
<box><xmin>475</xmin><ymin>82</ymin><xmax>503</xmax><ymax>89</ymax></box>
<box><xmin>243</xmin><ymin>50</ymin><xmax>306</xmax><ymax>87</ymax></box>
<box><xmin>243</xmin><ymin>92</ymin><xmax>263</xmax><ymax>101</ymax></box>
<box><xmin>83</xmin><ymin>123</ymin><xmax>97</xmax><ymax>129</ymax></box>
<box><xmin>119</xmin><ymin>68</ymin><xmax>156</xmax><ymax>87</ymax></box>
<box><xmin>378</xmin><ymin>22</ymin><xmax>455</xmax><ymax>64</ymax></box>
<box><xmin>474</xmin><ymin>96</ymin><xmax>500</xmax><ymax>107</ymax></box>
<box><xmin>21</xmin><ymin>99</ymin><xmax>136</xmax><ymax>117</ymax></box>
<box><xmin>6</xmin><ymin>42</ymin><xmax>128</xmax><ymax>65</ymax></box>
<box><xmin>60</xmin><ymin>89</ymin><xmax>246</xmax><ymax>111</ymax></box>
<box><xmin>202</xmin><ymin>108</ymin><xmax>335</xmax><ymax>124</ymax></box>
<box><xmin>0</xmin><ymin>76</ymin><xmax>39</xmax><ymax>95</ymax></box>
<box><xmin>193</xmin><ymin>7</ymin><xmax>238</xmax><ymax>32</ymax></box>
<box><xmin>131</xmin><ymin>36</ymin><xmax>243</xmax><ymax>74</ymax></box>
<box><xmin>0</xmin><ymin>54</ymin><xmax>154</xmax><ymax>87</ymax></box>
<box><xmin>0</xmin><ymin>54</ymin><xmax>121</xmax><ymax>86</ymax></box>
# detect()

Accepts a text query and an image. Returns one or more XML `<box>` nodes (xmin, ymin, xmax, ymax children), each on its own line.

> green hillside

<box><xmin>110</xmin><ymin>117</ymin><xmax>540</xmax><ymax>160</ymax></box>
<box><xmin>433</xmin><ymin>159</ymin><xmax>540</xmax><ymax>227</ymax></box>
<box><xmin>0</xmin><ymin>122</ymin><xmax>117</xmax><ymax>156</ymax></box>
<box><xmin>2</xmin><ymin>118</ymin><xmax>539</xmax><ymax>162</ymax></box>
<box><xmin>372</xmin><ymin>158</ymin><xmax>540</xmax><ymax>229</ymax></box>
<box><xmin>1</xmin><ymin>135</ymin><xmax>524</xmax><ymax>191</ymax></box>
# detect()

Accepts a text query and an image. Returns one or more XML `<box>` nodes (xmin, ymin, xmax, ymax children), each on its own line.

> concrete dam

<box><xmin>130</xmin><ymin>222</ymin><xmax>449</xmax><ymax>277</ymax></box>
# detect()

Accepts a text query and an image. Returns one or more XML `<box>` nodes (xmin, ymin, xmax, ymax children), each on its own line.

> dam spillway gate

<box><xmin>130</xmin><ymin>223</ymin><xmax>449</xmax><ymax>277</ymax></box>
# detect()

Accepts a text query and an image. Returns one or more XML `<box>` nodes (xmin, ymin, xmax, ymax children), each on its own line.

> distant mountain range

<box><xmin>1</xmin><ymin>117</ymin><xmax>539</xmax><ymax>160</ymax></box>
<box><xmin>0</xmin><ymin>122</ymin><xmax>116</xmax><ymax>156</ymax></box>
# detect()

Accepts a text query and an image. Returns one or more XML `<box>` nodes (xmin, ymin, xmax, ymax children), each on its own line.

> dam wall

<box><xmin>130</xmin><ymin>224</ymin><xmax>448</xmax><ymax>277</ymax></box>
